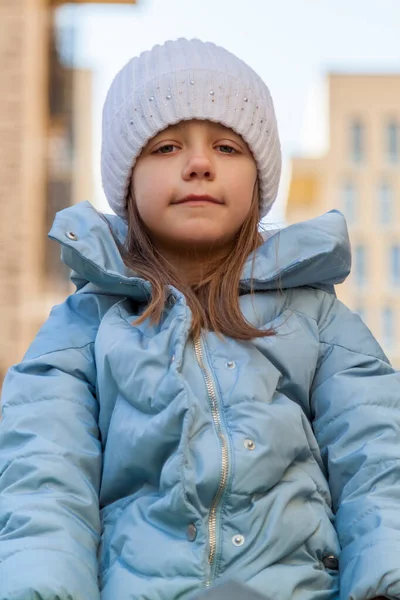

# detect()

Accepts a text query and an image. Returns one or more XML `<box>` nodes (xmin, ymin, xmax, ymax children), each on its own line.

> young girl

<box><xmin>0</xmin><ymin>38</ymin><xmax>398</xmax><ymax>600</ymax></box>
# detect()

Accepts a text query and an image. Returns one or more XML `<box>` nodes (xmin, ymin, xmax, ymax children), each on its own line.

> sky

<box><xmin>57</xmin><ymin>0</ymin><xmax>400</xmax><ymax>223</ymax></box>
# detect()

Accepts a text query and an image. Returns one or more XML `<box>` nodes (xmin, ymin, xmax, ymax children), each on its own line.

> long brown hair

<box><xmin>122</xmin><ymin>185</ymin><xmax>275</xmax><ymax>340</ymax></box>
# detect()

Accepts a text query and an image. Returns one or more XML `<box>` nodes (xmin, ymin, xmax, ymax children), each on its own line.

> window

<box><xmin>390</xmin><ymin>245</ymin><xmax>400</xmax><ymax>286</ymax></box>
<box><xmin>350</xmin><ymin>119</ymin><xmax>365</xmax><ymax>164</ymax></box>
<box><xmin>354</xmin><ymin>245</ymin><xmax>366</xmax><ymax>286</ymax></box>
<box><xmin>386</xmin><ymin>120</ymin><xmax>399</xmax><ymax>163</ymax></box>
<box><xmin>382</xmin><ymin>307</ymin><xmax>395</xmax><ymax>349</ymax></box>
<box><xmin>342</xmin><ymin>181</ymin><xmax>357</xmax><ymax>224</ymax></box>
<box><xmin>378</xmin><ymin>180</ymin><xmax>393</xmax><ymax>225</ymax></box>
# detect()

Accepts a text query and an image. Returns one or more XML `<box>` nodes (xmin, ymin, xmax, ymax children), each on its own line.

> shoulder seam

<box><xmin>319</xmin><ymin>340</ymin><xmax>388</xmax><ymax>362</ymax></box>
<box><xmin>25</xmin><ymin>340</ymin><xmax>94</xmax><ymax>363</ymax></box>
<box><xmin>290</xmin><ymin>308</ymin><xmax>318</xmax><ymax>325</ymax></box>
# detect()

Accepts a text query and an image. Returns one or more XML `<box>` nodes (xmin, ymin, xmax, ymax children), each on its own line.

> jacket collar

<box><xmin>49</xmin><ymin>200</ymin><xmax>351</xmax><ymax>301</ymax></box>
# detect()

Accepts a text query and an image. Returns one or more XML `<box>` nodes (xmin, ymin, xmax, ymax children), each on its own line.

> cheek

<box><xmin>133</xmin><ymin>168</ymin><xmax>155</xmax><ymax>202</ymax></box>
<box><xmin>230</xmin><ymin>171</ymin><xmax>256</xmax><ymax>213</ymax></box>
<box><xmin>132</xmin><ymin>166</ymin><xmax>164</xmax><ymax>222</ymax></box>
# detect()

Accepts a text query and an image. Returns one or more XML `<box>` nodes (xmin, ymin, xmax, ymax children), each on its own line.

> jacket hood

<box><xmin>48</xmin><ymin>201</ymin><xmax>351</xmax><ymax>300</ymax></box>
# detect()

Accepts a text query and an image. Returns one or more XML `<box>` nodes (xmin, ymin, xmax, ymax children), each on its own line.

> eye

<box><xmin>154</xmin><ymin>144</ymin><xmax>179</xmax><ymax>154</ymax></box>
<box><xmin>217</xmin><ymin>144</ymin><xmax>237</xmax><ymax>154</ymax></box>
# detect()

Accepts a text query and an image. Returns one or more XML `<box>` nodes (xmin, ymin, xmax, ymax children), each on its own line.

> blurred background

<box><xmin>0</xmin><ymin>0</ymin><xmax>400</xmax><ymax>385</ymax></box>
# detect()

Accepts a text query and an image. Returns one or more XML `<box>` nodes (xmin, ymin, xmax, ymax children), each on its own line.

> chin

<box><xmin>177</xmin><ymin>232</ymin><xmax>231</xmax><ymax>248</ymax></box>
<box><xmin>173</xmin><ymin>223</ymin><xmax>232</xmax><ymax>241</ymax></box>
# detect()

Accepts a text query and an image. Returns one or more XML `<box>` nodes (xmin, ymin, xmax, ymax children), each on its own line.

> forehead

<box><xmin>156</xmin><ymin>119</ymin><xmax>241</xmax><ymax>138</ymax></box>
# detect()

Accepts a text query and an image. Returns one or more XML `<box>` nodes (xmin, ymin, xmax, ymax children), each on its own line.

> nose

<box><xmin>182</xmin><ymin>150</ymin><xmax>215</xmax><ymax>181</ymax></box>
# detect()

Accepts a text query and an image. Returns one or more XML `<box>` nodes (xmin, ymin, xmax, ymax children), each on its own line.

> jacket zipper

<box><xmin>193</xmin><ymin>335</ymin><xmax>229</xmax><ymax>584</ymax></box>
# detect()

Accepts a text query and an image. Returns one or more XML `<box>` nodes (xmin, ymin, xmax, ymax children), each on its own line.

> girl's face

<box><xmin>131</xmin><ymin>120</ymin><xmax>258</xmax><ymax>253</ymax></box>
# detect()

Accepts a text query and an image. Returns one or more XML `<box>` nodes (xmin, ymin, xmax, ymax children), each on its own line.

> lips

<box><xmin>174</xmin><ymin>194</ymin><xmax>223</xmax><ymax>205</ymax></box>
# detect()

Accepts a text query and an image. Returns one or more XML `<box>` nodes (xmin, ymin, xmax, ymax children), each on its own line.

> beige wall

<box><xmin>286</xmin><ymin>74</ymin><xmax>400</xmax><ymax>366</ymax></box>
<box><xmin>0</xmin><ymin>0</ymin><xmax>50</xmax><ymax>378</ymax></box>
<box><xmin>72</xmin><ymin>69</ymin><xmax>94</xmax><ymax>206</ymax></box>
<box><xmin>0</xmin><ymin>0</ymin><xmax>127</xmax><ymax>383</ymax></box>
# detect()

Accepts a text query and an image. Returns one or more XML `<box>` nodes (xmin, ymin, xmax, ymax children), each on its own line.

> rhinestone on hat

<box><xmin>166</xmin><ymin>94</ymin><xmax>172</xmax><ymax>100</ymax></box>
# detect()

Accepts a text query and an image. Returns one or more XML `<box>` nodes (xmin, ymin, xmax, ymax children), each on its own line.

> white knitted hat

<box><xmin>101</xmin><ymin>38</ymin><xmax>281</xmax><ymax>220</ymax></box>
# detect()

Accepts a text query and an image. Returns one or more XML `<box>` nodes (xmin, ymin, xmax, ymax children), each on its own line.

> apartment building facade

<box><xmin>286</xmin><ymin>74</ymin><xmax>400</xmax><ymax>366</ymax></box>
<box><xmin>0</xmin><ymin>0</ymin><xmax>134</xmax><ymax>383</ymax></box>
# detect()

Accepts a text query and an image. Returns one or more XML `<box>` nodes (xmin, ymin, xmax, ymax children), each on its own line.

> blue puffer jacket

<box><xmin>1</xmin><ymin>201</ymin><xmax>400</xmax><ymax>600</ymax></box>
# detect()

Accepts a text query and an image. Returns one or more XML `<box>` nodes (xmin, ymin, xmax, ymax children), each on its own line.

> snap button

<box><xmin>226</xmin><ymin>361</ymin><xmax>236</xmax><ymax>369</ymax></box>
<box><xmin>244</xmin><ymin>439</ymin><xmax>256</xmax><ymax>451</ymax></box>
<box><xmin>232</xmin><ymin>534</ymin><xmax>245</xmax><ymax>547</ymax></box>
<box><xmin>186</xmin><ymin>524</ymin><xmax>197</xmax><ymax>542</ymax></box>
<box><xmin>66</xmin><ymin>231</ymin><xmax>78</xmax><ymax>241</ymax></box>
<box><xmin>322</xmin><ymin>555</ymin><xmax>339</xmax><ymax>570</ymax></box>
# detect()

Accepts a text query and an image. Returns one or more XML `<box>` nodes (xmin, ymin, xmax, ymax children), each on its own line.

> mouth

<box><xmin>174</xmin><ymin>194</ymin><xmax>223</xmax><ymax>205</ymax></box>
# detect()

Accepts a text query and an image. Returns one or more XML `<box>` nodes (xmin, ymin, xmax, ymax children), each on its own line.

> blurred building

<box><xmin>0</xmin><ymin>0</ymin><xmax>135</xmax><ymax>384</ymax></box>
<box><xmin>286</xmin><ymin>74</ymin><xmax>400</xmax><ymax>366</ymax></box>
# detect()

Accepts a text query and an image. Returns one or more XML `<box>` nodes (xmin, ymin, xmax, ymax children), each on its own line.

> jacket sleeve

<box><xmin>0</xmin><ymin>290</ymin><xmax>117</xmax><ymax>600</ymax></box>
<box><xmin>311</xmin><ymin>292</ymin><xmax>400</xmax><ymax>600</ymax></box>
